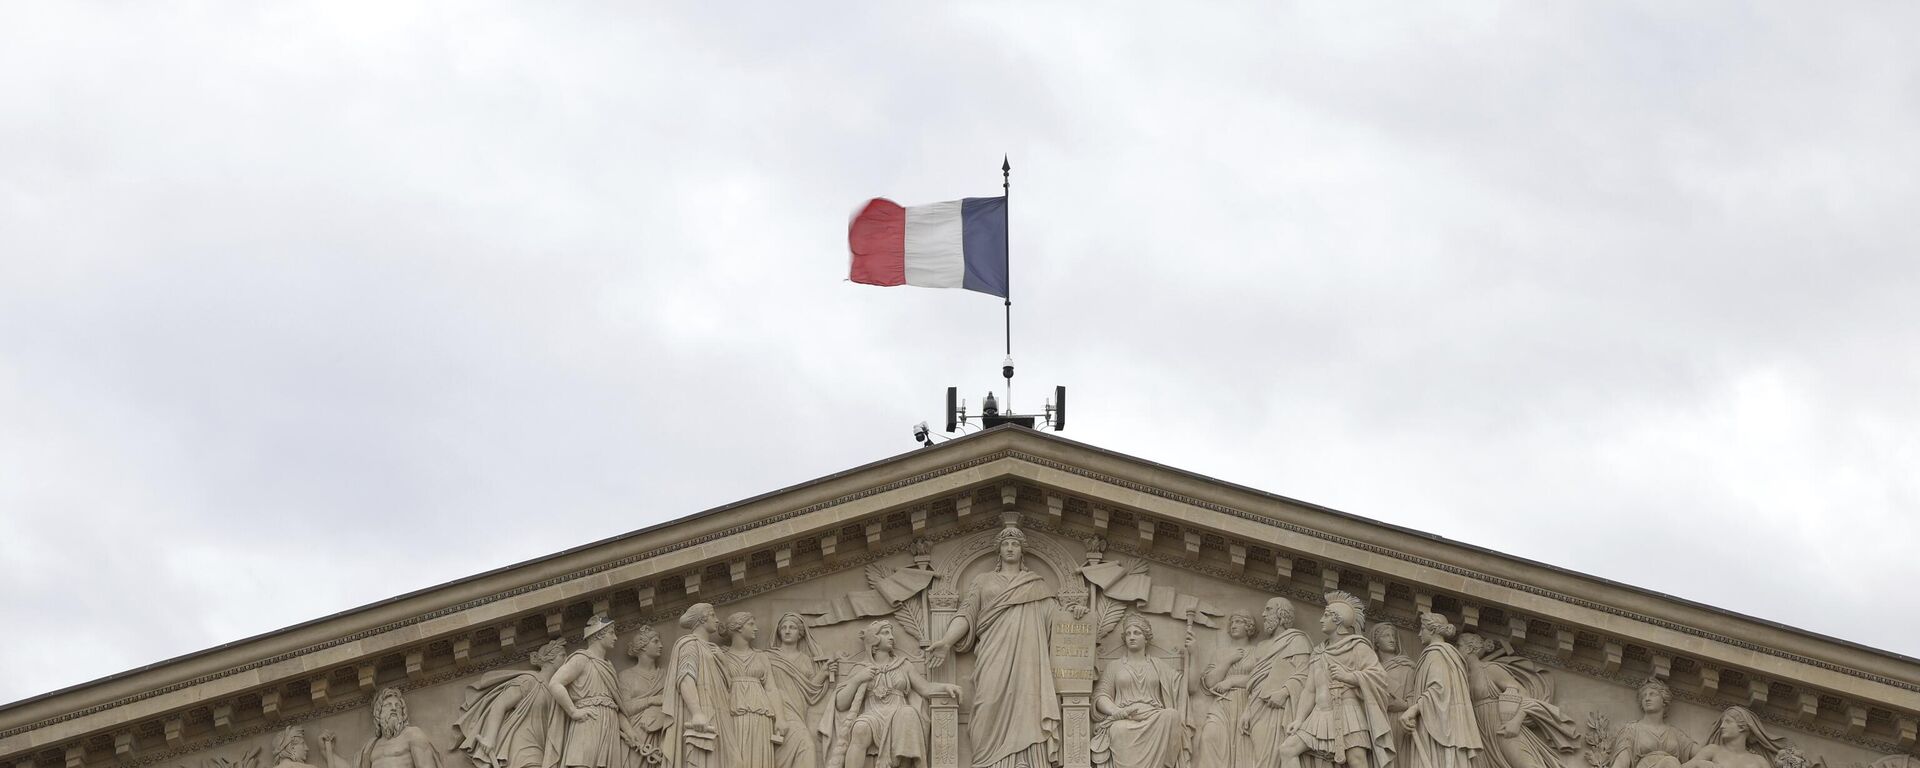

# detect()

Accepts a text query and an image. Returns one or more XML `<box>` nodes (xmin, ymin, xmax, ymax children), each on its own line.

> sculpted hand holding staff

<box><xmin>927</xmin><ymin>524</ymin><xmax>1067</xmax><ymax>768</ymax></box>
<box><xmin>1276</xmin><ymin>592</ymin><xmax>1396</xmax><ymax>768</ymax></box>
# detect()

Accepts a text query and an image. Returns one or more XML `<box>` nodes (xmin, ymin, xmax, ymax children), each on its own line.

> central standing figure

<box><xmin>928</xmin><ymin>524</ymin><xmax>1063</xmax><ymax>768</ymax></box>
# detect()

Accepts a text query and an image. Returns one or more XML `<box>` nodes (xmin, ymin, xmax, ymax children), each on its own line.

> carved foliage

<box><xmin>1584</xmin><ymin>712</ymin><xmax>1614</xmax><ymax>768</ymax></box>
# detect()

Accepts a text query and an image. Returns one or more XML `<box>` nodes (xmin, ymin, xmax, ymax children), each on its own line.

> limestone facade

<box><xmin>3</xmin><ymin>427</ymin><xmax>1916</xmax><ymax>768</ymax></box>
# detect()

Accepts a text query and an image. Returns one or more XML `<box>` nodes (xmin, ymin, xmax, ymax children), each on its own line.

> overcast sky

<box><xmin>3</xmin><ymin>2</ymin><xmax>1918</xmax><ymax>705</ymax></box>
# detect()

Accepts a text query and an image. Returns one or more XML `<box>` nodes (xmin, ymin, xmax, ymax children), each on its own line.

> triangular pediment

<box><xmin>4</xmin><ymin>426</ymin><xmax>1917</xmax><ymax>768</ymax></box>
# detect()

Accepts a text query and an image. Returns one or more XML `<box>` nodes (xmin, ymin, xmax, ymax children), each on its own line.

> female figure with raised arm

<box><xmin>926</xmin><ymin>524</ymin><xmax>1065</xmax><ymax>768</ymax></box>
<box><xmin>1091</xmin><ymin>614</ymin><xmax>1195</xmax><ymax>768</ymax></box>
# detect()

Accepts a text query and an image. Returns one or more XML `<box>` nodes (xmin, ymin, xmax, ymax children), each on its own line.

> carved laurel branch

<box><xmin>865</xmin><ymin>563</ymin><xmax>927</xmax><ymax>642</ymax></box>
<box><xmin>1582</xmin><ymin>712</ymin><xmax>1613</xmax><ymax>768</ymax></box>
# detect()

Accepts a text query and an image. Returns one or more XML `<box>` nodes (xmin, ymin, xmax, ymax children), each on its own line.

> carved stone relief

<box><xmin>1397</xmin><ymin>614</ymin><xmax>1481</xmax><ymax>768</ymax></box>
<box><xmin>1457</xmin><ymin>632</ymin><xmax>1581</xmax><ymax>768</ymax></box>
<box><xmin>318</xmin><ymin>689</ymin><xmax>441</xmax><ymax>768</ymax></box>
<box><xmin>93</xmin><ymin>526</ymin><xmax>1916</xmax><ymax>768</ymax></box>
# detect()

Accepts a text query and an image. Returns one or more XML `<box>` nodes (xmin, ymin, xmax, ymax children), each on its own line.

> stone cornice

<box><xmin>5</xmin><ymin>427</ymin><xmax>1917</xmax><ymax>762</ymax></box>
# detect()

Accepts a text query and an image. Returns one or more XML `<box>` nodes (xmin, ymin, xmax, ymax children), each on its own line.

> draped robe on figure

<box><xmin>546</xmin><ymin>652</ymin><xmax>627</xmax><ymax>768</ymax></box>
<box><xmin>766</xmin><ymin>646</ymin><xmax>830</xmax><ymax>768</ymax></box>
<box><xmin>1090</xmin><ymin>656</ymin><xmax>1188</xmax><ymax>768</ymax></box>
<box><xmin>717</xmin><ymin>649</ymin><xmax>778</xmax><ymax>768</ymax></box>
<box><xmin>1286</xmin><ymin>634</ymin><xmax>1396</xmax><ymax>768</ymax></box>
<box><xmin>1463</xmin><ymin>646</ymin><xmax>1580</xmax><ymax>768</ymax></box>
<box><xmin>954</xmin><ymin>568</ymin><xmax>1061</xmax><ymax>768</ymax></box>
<box><xmin>1197</xmin><ymin>645</ymin><xmax>1256</xmax><ymax>768</ymax></box>
<box><xmin>664</xmin><ymin>636</ymin><xmax>731</xmax><ymax>768</ymax></box>
<box><xmin>456</xmin><ymin>669</ymin><xmax>555</xmax><ymax>768</ymax></box>
<box><xmin>1607</xmin><ymin>723</ymin><xmax>1694</xmax><ymax>768</ymax></box>
<box><xmin>1244</xmin><ymin>629</ymin><xmax>1313</xmax><ymax>761</ymax></box>
<box><xmin>1381</xmin><ymin>656</ymin><xmax>1416</xmax><ymax>764</ymax></box>
<box><xmin>618</xmin><ymin>665</ymin><xmax>672</xmax><ymax>768</ymax></box>
<box><xmin>847</xmin><ymin>656</ymin><xmax>929</xmax><ymax>768</ymax></box>
<box><xmin>1403</xmin><ymin>644</ymin><xmax>1481</xmax><ymax>768</ymax></box>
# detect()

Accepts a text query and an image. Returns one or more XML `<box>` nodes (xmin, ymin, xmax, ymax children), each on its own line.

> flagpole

<box><xmin>1002</xmin><ymin>155</ymin><xmax>1013</xmax><ymax>412</ymax></box>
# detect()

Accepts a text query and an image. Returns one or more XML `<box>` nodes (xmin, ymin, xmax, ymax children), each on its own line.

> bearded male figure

<box><xmin>1275</xmin><ymin>592</ymin><xmax>1396</xmax><ymax>768</ymax></box>
<box><xmin>928</xmin><ymin>524</ymin><xmax>1066</xmax><ymax>768</ymax></box>
<box><xmin>1242</xmin><ymin>597</ymin><xmax>1312</xmax><ymax>766</ymax></box>
<box><xmin>320</xmin><ymin>688</ymin><xmax>442</xmax><ymax>768</ymax></box>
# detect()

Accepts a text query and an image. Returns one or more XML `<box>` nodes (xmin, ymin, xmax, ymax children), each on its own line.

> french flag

<box><xmin>848</xmin><ymin>196</ymin><xmax>1009</xmax><ymax>299</ymax></box>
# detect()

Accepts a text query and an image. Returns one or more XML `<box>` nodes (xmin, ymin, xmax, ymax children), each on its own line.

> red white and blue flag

<box><xmin>847</xmin><ymin>196</ymin><xmax>1009</xmax><ymax>299</ymax></box>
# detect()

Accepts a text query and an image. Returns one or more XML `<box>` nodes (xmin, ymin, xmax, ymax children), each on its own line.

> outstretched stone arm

<box><xmin>908</xmin><ymin>664</ymin><xmax>961</xmax><ymax>699</ymax></box>
<box><xmin>316</xmin><ymin>731</ymin><xmax>351</xmax><ymax>768</ymax></box>
<box><xmin>926</xmin><ymin>616</ymin><xmax>970</xmax><ymax>668</ymax></box>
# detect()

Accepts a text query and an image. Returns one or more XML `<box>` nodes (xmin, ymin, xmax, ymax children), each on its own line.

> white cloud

<box><xmin>3</xmin><ymin>1</ymin><xmax>1918</xmax><ymax>704</ymax></box>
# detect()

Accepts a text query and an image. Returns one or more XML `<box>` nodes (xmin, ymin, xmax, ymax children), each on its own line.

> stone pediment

<box><xmin>3</xmin><ymin>426</ymin><xmax>1917</xmax><ymax>768</ymax></box>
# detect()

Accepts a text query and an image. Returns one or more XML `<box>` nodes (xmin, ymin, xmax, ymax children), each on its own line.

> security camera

<box><xmin>912</xmin><ymin>422</ymin><xmax>931</xmax><ymax>446</ymax></box>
